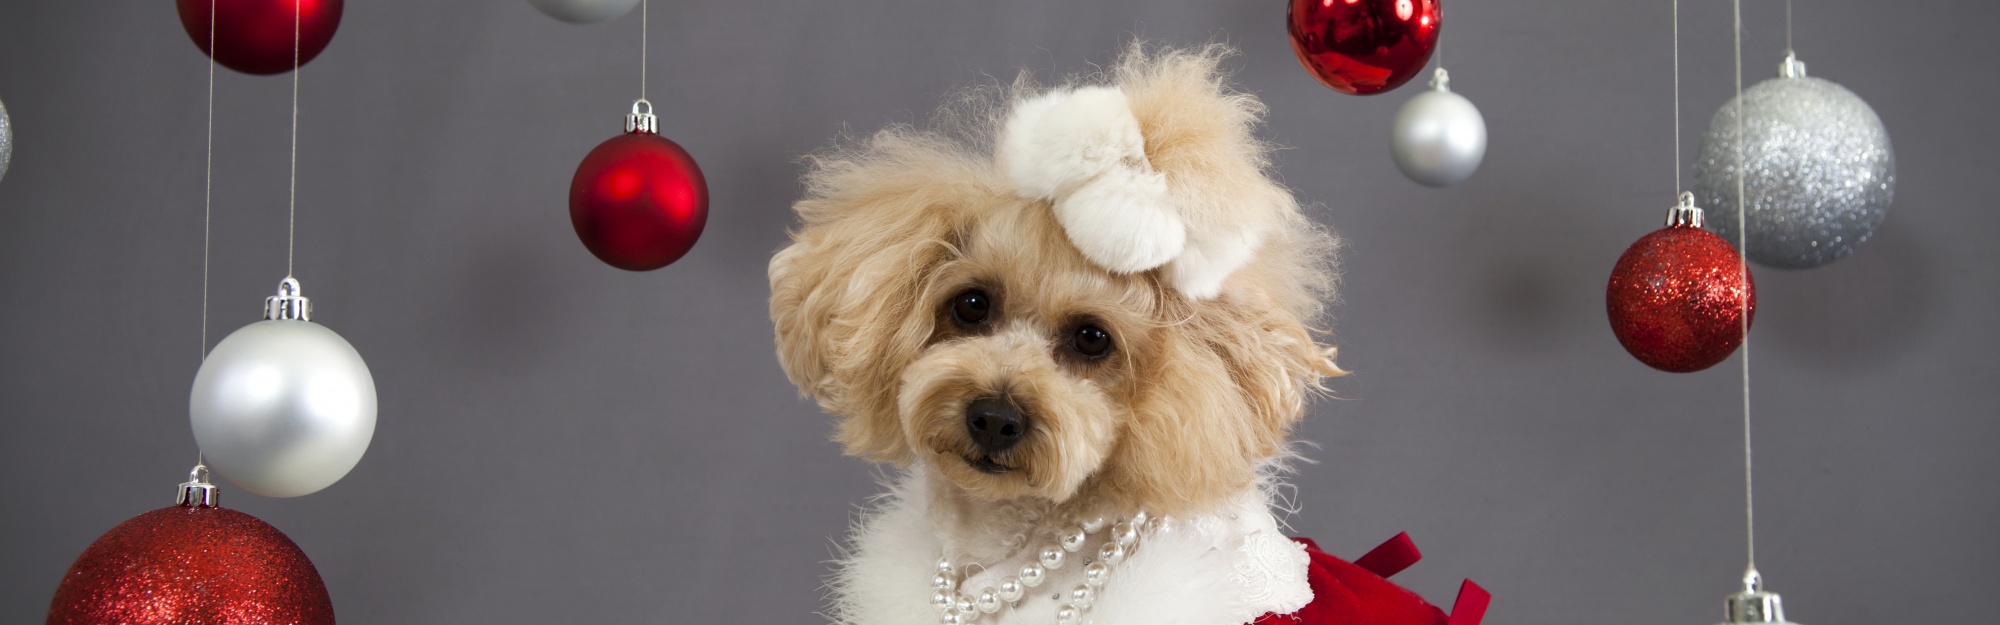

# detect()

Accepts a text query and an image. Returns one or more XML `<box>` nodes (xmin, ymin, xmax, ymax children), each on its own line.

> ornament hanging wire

<box><xmin>287</xmin><ymin>0</ymin><xmax>301</xmax><ymax>278</ymax></box>
<box><xmin>1732</xmin><ymin>0</ymin><xmax>1757</xmax><ymax>575</ymax></box>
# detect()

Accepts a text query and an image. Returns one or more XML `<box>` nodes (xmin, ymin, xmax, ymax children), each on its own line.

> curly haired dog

<box><xmin>770</xmin><ymin>44</ymin><xmax>1485</xmax><ymax>625</ymax></box>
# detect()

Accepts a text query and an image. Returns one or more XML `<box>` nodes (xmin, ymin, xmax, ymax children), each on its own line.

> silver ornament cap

<box><xmin>626</xmin><ymin>99</ymin><xmax>658</xmax><ymax>134</ymax></box>
<box><xmin>1390</xmin><ymin>68</ymin><xmax>1487</xmax><ymax>188</ymax></box>
<box><xmin>1694</xmin><ymin>52</ymin><xmax>1894</xmax><ymax>269</ymax></box>
<box><xmin>176</xmin><ymin>464</ymin><xmax>220</xmax><ymax>508</ymax></box>
<box><xmin>1718</xmin><ymin>568</ymin><xmax>1800</xmax><ymax>625</ymax></box>
<box><xmin>190</xmin><ymin>277</ymin><xmax>377</xmax><ymax>498</ymax></box>
<box><xmin>1666</xmin><ymin>192</ymin><xmax>1706</xmax><ymax>229</ymax></box>
<box><xmin>526</xmin><ymin>0</ymin><xmax>642</xmax><ymax>24</ymax></box>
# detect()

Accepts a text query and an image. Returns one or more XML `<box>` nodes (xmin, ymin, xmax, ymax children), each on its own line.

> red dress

<box><xmin>1253</xmin><ymin>534</ymin><xmax>1489</xmax><ymax>625</ymax></box>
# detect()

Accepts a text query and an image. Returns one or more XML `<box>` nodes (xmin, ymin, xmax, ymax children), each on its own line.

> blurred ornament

<box><xmin>47</xmin><ymin>467</ymin><xmax>334</xmax><ymax>625</ymax></box>
<box><xmin>1715</xmin><ymin>569</ymin><xmax>1799</xmax><ymax>625</ymax></box>
<box><xmin>528</xmin><ymin>0</ymin><xmax>642</xmax><ymax>24</ymax></box>
<box><xmin>570</xmin><ymin>100</ymin><xmax>709</xmax><ymax>271</ymax></box>
<box><xmin>1693</xmin><ymin>53</ymin><xmax>1894</xmax><ymax>269</ymax></box>
<box><xmin>1391</xmin><ymin>68</ymin><xmax>1485</xmax><ymax>187</ymax></box>
<box><xmin>1607</xmin><ymin>194</ymin><xmax>1756</xmax><ymax>373</ymax></box>
<box><xmin>0</xmin><ymin>95</ymin><xmax>11</xmax><ymax>183</ymax></box>
<box><xmin>1287</xmin><ymin>0</ymin><xmax>1441</xmax><ymax>95</ymax></box>
<box><xmin>176</xmin><ymin>0</ymin><xmax>344</xmax><ymax>75</ymax></box>
<box><xmin>191</xmin><ymin>278</ymin><xmax>375</xmax><ymax>497</ymax></box>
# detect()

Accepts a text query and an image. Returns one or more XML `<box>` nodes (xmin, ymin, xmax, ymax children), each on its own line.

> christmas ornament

<box><xmin>1606</xmin><ymin>194</ymin><xmax>1756</xmax><ymax>373</ymax></box>
<box><xmin>0</xmin><ymin>95</ymin><xmax>11</xmax><ymax>183</ymax></box>
<box><xmin>47</xmin><ymin>467</ymin><xmax>334</xmax><ymax>625</ymax></box>
<box><xmin>1287</xmin><ymin>0</ymin><xmax>1442</xmax><ymax>95</ymax></box>
<box><xmin>1693</xmin><ymin>53</ymin><xmax>1894</xmax><ymax>269</ymax></box>
<box><xmin>528</xmin><ymin>0</ymin><xmax>642</xmax><ymax>24</ymax></box>
<box><xmin>176</xmin><ymin>0</ymin><xmax>344</xmax><ymax>75</ymax></box>
<box><xmin>191</xmin><ymin>278</ymin><xmax>376</xmax><ymax>498</ymax></box>
<box><xmin>1391</xmin><ymin>68</ymin><xmax>1485</xmax><ymax>187</ymax></box>
<box><xmin>570</xmin><ymin>100</ymin><xmax>709</xmax><ymax>271</ymax></box>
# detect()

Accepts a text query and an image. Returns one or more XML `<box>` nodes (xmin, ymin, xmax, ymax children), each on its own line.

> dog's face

<box><xmin>771</xmin><ymin>46</ymin><xmax>1342</xmax><ymax>515</ymax></box>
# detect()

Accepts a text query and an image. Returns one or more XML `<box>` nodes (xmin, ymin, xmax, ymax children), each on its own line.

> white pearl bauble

<box><xmin>1019</xmin><ymin>563</ymin><xmax>1047</xmax><ymax>587</ymax></box>
<box><xmin>1098</xmin><ymin>542</ymin><xmax>1126</xmax><ymax>565</ymax></box>
<box><xmin>1060</xmin><ymin>528</ymin><xmax>1089</xmax><ymax>552</ymax></box>
<box><xmin>190</xmin><ymin>319</ymin><xmax>376</xmax><ymax>498</ymax></box>
<box><xmin>939</xmin><ymin>611</ymin><xmax>963</xmax><ymax>625</ymax></box>
<box><xmin>1039</xmin><ymin>545</ymin><xmax>1066</xmax><ymax>569</ymax></box>
<box><xmin>1390</xmin><ymin>70</ymin><xmax>1487</xmax><ymax>188</ymax></box>
<box><xmin>1069</xmin><ymin>584</ymin><xmax>1096</xmax><ymax>609</ymax></box>
<box><xmin>954</xmin><ymin>594</ymin><xmax>975</xmax><ymax>614</ymax></box>
<box><xmin>931</xmin><ymin>591</ymin><xmax>952</xmax><ymax>609</ymax></box>
<box><xmin>932</xmin><ymin>573</ymin><xmax>957</xmax><ymax>592</ymax></box>
<box><xmin>1082</xmin><ymin>561</ymin><xmax>1111</xmax><ymax>587</ymax></box>
<box><xmin>937</xmin><ymin>558</ymin><xmax>956</xmax><ymax>575</ymax></box>
<box><xmin>997</xmin><ymin>578</ymin><xmax>1025</xmax><ymax>602</ymax></box>
<box><xmin>1080</xmin><ymin>516</ymin><xmax>1109</xmax><ymax>533</ymax></box>
<box><xmin>976</xmin><ymin>589</ymin><xmax>1002</xmax><ymax>613</ymax></box>
<box><xmin>525</xmin><ymin>0</ymin><xmax>641</xmax><ymax>24</ymax></box>
<box><xmin>1110</xmin><ymin>522</ymin><xmax>1138</xmax><ymax>547</ymax></box>
<box><xmin>1056</xmin><ymin>604</ymin><xmax>1082</xmax><ymax>625</ymax></box>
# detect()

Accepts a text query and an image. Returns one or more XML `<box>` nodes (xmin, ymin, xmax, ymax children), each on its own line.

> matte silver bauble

<box><xmin>527</xmin><ymin>0</ymin><xmax>641</xmax><ymax>24</ymax></box>
<box><xmin>1</xmin><ymin>96</ymin><xmax>13</xmax><ymax>183</ymax></box>
<box><xmin>1391</xmin><ymin>68</ymin><xmax>1486</xmax><ymax>188</ymax></box>
<box><xmin>191</xmin><ymin>278</ymin><xmax>376</xmax><ymax>498</ymax></box>
<box><xmin>1694</xmin><ymin>53</ymin><xmax>1894</xmax><ymax>269</ymax></box>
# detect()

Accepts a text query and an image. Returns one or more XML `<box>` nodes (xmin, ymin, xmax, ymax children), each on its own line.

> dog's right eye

<box><xmin>950</xmin><ymin>290</ymin><xmax>992</xmax><ymax>327</ymax></box>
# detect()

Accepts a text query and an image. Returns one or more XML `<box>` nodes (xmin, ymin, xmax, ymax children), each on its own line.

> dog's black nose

<box><xmin>965</xmin><ymin>397</ymin><xmax>1029</xmax><ymax>454</ymax></box>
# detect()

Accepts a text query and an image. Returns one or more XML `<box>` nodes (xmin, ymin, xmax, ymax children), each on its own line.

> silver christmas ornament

<box><xmin>1715</xmin><ymin>568</ymin><xmax>1800</xmax><ymax>625</ymax></box>
<box><xmin>1390</xmin><ymin>68</ymin><xmax>1487</xmax><ymax>188</ymax></box>
<box><xmin>527</xmin><ymin>0</ymin><xmax>642</xmax><ymax>24</ymax></box>
<box><xmin>1</xmin><ymin>96</ymin><xmax>13</xmax><ymax>183</ymax></box>
<box><xmin>190</xmin><ymin>278</ymin><xmax>376</xmax><ymax>498</ymax></box>
<box><xmin>1694</xmin><ymin>53</ymin><xmax>1894</xmax><ymax>269</ymax></box>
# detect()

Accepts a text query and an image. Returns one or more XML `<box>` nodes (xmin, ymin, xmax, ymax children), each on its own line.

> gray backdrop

<box><xmin>2</xmin><ymin>1</ymin><xmax>1993</xmax><ymax>624</ymax></box>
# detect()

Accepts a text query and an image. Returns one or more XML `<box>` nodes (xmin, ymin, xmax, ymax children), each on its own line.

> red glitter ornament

<box><xmin>176</xmin><ymin>0</ymin><xmax>344</xmax><ymax>76</ymax></box>
<box><xmin>569</xmin><ymin>101</ymin><xmax>709</xmax><ymax>271</ymax></box>
<box><xmin>47</xmin><ymin>472</ymin><xmax>333</xmax><ymax>625</ymax></box>
<box><xmin>1607</xmin><ymin>197</ymin><xmax>1756</xmax><ymax>373</ymax></box>
<box><xmin>1287</xmin><ymin>0</ymin><xmax>1442</xmax><ymax>95</ymax></box>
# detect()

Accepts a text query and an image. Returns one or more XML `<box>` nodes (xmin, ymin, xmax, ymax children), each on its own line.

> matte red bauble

<box><xmin>569</xmin><ymin>102</ymin><xmax>709</xmax><ymax>271</ymax></box>
<box><xmin>1287</xmin><ymin>0</ymin><xmax>1442</xmax><ymax>95</ymax></box>
<box><xmin>1607</xmin><ymin>198</ymin><xmax>1757</xmax><ymax>373</ymax></box>
<box><xmin>48</xmin><ymin>478</ymin><xmax>333</xmax><ymax>625</ymax></box>
<box><xmin>176</xmin><ymin>0</ymin><xmax>344</xmax><ymax>75</ymax></box>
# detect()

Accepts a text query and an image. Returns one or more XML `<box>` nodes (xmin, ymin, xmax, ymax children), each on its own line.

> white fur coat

<box><xmin>830</xmin><ymin>470</ymin><xmax>1313</xmax><ymax>625</ymax></box>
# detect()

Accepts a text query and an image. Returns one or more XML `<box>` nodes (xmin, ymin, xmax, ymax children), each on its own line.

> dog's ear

<box><xmin>770</xmin><ymin>133</ymin><xmax>986</xmax><ymax>463</ymax></box>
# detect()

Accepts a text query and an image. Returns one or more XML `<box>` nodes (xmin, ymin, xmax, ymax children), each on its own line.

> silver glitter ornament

<box><xmin>1391</xmin><ymin>68</ymin><xmax>1486</xmax><ymax>188</ymax></box>
<box><xmin>1</xmin><ymin>96</ymin><xmax>12</xmax><ymax>183</ymax></box>
<box><xmin>527</xmin><ymin>0</ymin><xmax>641</xmax><ymax>24</ymax></box>
<box><xmin>1694</xmin><ymin>53</ymin><xmax>1894</xmax><ymax>269</ymax></box>
<box><xmin>191</xmin><ymin>278</ymin><xmax>376</xmax><ymax>498</ymax></box>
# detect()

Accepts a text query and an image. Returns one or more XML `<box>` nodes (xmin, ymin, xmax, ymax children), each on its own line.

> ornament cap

<box><xmin>1778</xmin><ymin>52</ymin><xmax>1807</xmax><ymax>79</ymax></box>
<box><xmin>626</xmin><ymin>99</ymin><xmax>659</xmax><ymax>134</ymax></box>
<box><xmin>264</xmin><ymin>277</ymin><xmax>312</xmax><ymax>321</ymax></box>
<box><xmin>1428</xmin><ymin>67</ymin><xmax>1451</xmax><ymax>92</ymax></box>
<box><xmin>176</xmin><ymin>464</ymin><xmax>219</xmax><ymax>508</ymax></box>
<box><xmin>1721</xmin><ymin>568</ymin><xmax>1795</xmax><ymax>625</ymax></box>
<box><xmin>1666</xmin><ymin>192</ymin><xmax>1706</xmax><ymax>229</ymax></box>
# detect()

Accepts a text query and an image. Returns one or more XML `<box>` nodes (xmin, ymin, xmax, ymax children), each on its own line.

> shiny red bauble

<box><xmin>48</xmin><ymin>504</ymin><xmax>334</xmax><ymax>625</ymax></box>
<box><xmin>1607</xmin><ymin>224</ymin><xmax>1757</xmax><ymax>373</ymax></box>
<box><xmin>1288</xmin><ymin>0</ymin><xmax>1442</xmax><ymax>95</ymax></box>
<box><xmin>569</xmin><ymin>130</ymin><xmax>709</xmax><ymax>271</ymax></box>
<box><xmin>177</xmin><ymin>0</ymin><xmax>344</xmax><ymax>75</ymax></box>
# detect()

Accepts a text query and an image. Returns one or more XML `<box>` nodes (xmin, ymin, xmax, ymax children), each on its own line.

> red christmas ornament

<box><xmin>1287</xmin><ymin>0</ymin><xmax>1442</xmax><ymax>95</ymax></box>
<box><xmin>176</xmin><ymin>0</ymin><xmax>344</xmax><ymax>76</ymax></box>
<box><xmin>569</xmin><ymin>100</ymin><xmax>709</xmax><ymax>271</ymax></box>
<box><xmin>48</xmin><ymin>471</ymin><xmax>333</xmax><ymax>625</ymax></box>
<box><xmin>1607</xmin><ymin>195</ymin><xmax>1757</xmax><ymax>373</ymax></box>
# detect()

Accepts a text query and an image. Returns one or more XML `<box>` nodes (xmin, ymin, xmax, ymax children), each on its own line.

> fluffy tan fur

<box><xmin>770</xmin><ymin>43</ymin><xmax>1344</xmax><ymax>519</ymax></box>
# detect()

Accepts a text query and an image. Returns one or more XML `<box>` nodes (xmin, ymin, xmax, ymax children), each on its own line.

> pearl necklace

<box><xmin>930</xmin><ymin>511</ymin><xmax>1152</xmax><ymax>625</ymax></box>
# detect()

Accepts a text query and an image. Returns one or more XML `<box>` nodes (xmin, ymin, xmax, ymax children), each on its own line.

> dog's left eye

<box><xmin>950</xmin><ymin>289</ymin><xmax>992</xmax><ymax>327</ymax></box>
<box><xmin>1070</xmin><ymin>325</ymin><xmax>1113</xmax><ymax>359</ymax></box>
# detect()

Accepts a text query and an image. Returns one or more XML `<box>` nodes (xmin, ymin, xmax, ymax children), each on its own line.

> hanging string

<box><xmin>202</xmin><ymin>0</ymin><xmax>216</xmax><ymax>361</ymax></box>
<box><xmin>286</xmin><ymin>0</ymin><xmax>301</xmax><ymax>278</ymax></box>
<box><xmin>1672</xmin><ymin>0</ymin><xmax>1680</xmax><ymax>193</ymax></box>
<box><xmin>1732</xmin><ymin>0</ymin><xmax>1757</xmax><ymax>572</ymax></box>
<box><xmin>640</xmin><ymin>0</ymin><xmax>648</xmax><ymax>101</ymax></box>
<box><xmin>1785</xmin><ymin>0</ymin><xmax>1793</xmax><ymax>54</ymax></box>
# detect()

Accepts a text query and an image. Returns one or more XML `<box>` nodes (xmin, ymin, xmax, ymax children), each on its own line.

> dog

<box><xmin>770</xmin><ymin>43</ymin><xmax>1482</xmax><ymax>625</ymax></box>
